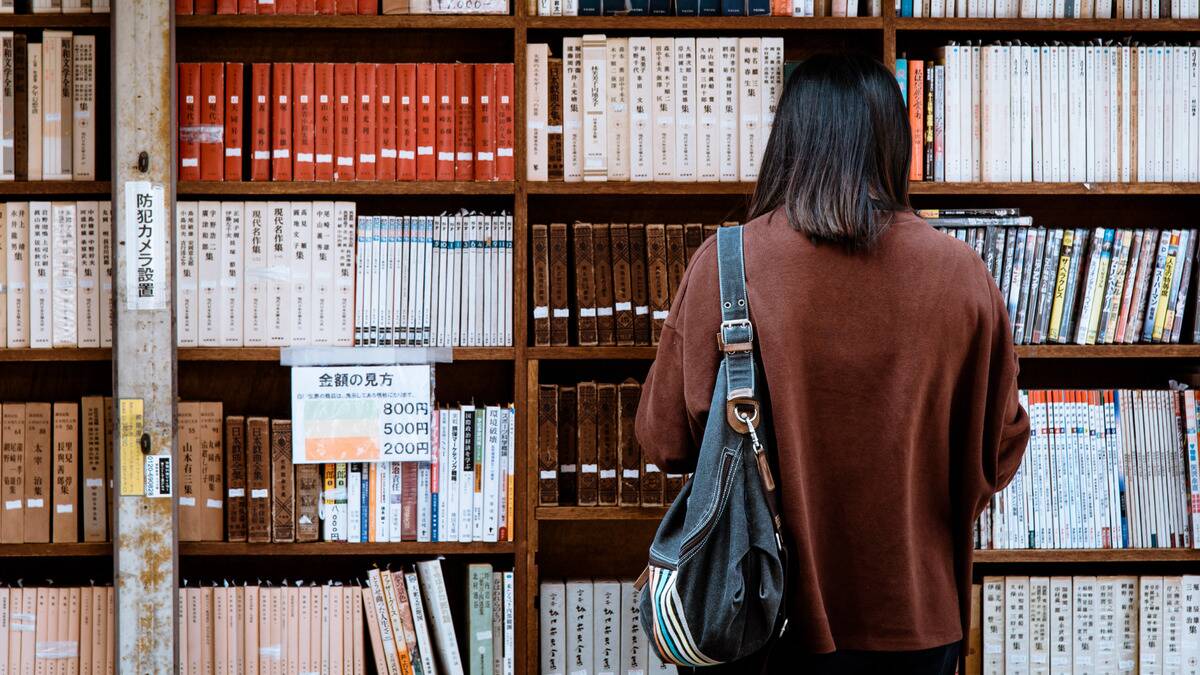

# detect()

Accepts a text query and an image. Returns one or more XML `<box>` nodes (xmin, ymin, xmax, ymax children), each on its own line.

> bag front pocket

<box><xmin>678</xmin><ymin>446</ymin><xmax>740</xmax><ymax>564</ymax></box>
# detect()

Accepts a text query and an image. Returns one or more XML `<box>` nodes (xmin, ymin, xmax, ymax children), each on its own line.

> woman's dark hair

<box><xmin>748</xmin><ymin>52</ymin><xmax>911</xmax><ymax>249</ymax></box>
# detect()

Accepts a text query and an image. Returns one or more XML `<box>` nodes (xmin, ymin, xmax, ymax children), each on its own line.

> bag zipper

<box><xmin>678</xmin><ymin>449</ymin><xmax>736</xmax><ymax>560</ymax></box>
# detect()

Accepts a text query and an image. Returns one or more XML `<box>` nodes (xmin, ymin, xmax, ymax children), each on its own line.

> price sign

<box><xmin>291</xmin><ymin>364</ymin><xmax>434</xmax><ymax>464</ymax></box>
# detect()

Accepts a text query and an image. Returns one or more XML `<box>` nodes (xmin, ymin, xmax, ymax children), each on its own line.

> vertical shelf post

<box><xmin>112</xmin><ymin>0</ymin><xmax>178</xmax><ymax>670</ymax></box>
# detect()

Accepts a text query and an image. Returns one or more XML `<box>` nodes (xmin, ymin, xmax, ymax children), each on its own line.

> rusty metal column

<box><xmin>111</xmin><ymin>0</ymin><xmax>177</xmax><ymax>669</ymax></box>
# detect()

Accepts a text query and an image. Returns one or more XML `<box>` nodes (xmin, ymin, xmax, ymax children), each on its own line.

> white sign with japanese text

<box><xmin>291</xmin><ymin>364</ymin><xmax>434</xmax><ymax>464</ymax></box>
<box><xmin>123</xmin><ymin>181</ymin><xmax>167</xmax><ymax>310</ymax></box>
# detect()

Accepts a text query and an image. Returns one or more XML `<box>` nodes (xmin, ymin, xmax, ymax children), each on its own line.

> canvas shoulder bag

<box><xmin>637</xmin><ymin>224</ymin><xmax>788</xmax><ymax>667</ymax></box>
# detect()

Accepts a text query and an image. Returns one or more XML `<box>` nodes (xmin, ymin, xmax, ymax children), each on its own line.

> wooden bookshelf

<box><xmin>176</xmin><ymin>346</ymin><xmax>515</xmax><ymax>361</ymax></box>
<box><xmin>0</xmin><ymin>181</ymin><xmax>112</xmax><ymax>196</ymax></box>
<box><xmin>175</xmin><ymin>13</ymin><xmax>515</xmax><ymax>28</ymax></box>
<box><xmin>526</xmin><ymin>15</ymin><xmax>883</xmax><ymax>27</ymax></box>
<box><xmin>894</xmin><ymin>16</ymin><xmax>1200</xmax><ymax>30</ymax></box>
<box><xmin>0</xmin><ymin>14</ymin><xmax>110</xmax><ymax>28</ymax></box>
<box><xmin>179</xmin><ymin>541</ymin><xmax>515</xmax><ymax>555</ymax></box>
<box><xmin>0</xmin><ymin>543</ymin><xmax>111</xmax><ymax>557</ymax></box>
<box><xmin>536</xmin><ymin>506</ymin><xmax>669</xmax><ymax>520</ymax></box>
<box><xmin>177</xmin><ymin>180</ymin><xmax>516</xmax><ymax>195</ymax></box>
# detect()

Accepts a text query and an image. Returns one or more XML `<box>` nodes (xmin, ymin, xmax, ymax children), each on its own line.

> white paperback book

<box><xmin>459</xmin><ymin>404</ymin><xmax>475</xmax><ymax>542</ymax></box>
<box><xmin>620</xmin><ymin>581</ymin><xmax>644</xmax><ymax>675</ymax></box>
<box><xmin>760</xmin><ymin>38</ymin><xmax>785</xmax><ymax>171</ymax></box>
<box><xmin>333</xmin><ymin>202</ymin><xmax>355</xmax><ymax>346</ymax></box>
<box><xmin>415</xmin><ymin>560</ymin><xmax>465</xmax><ymax>675</ymax></box>
<box><xmin>197</xmin><ymin>201</ymin><xmax>221</xmax><ymax>347</ymax></box>
<box><xmin>628</xmin><ymin>37</ymin><xmax>652</xmax><ymax>182</ymax></box>
<box><xmin>289</xmin><ymin>201</ymin><xmax>312</xmax><ymax>346</ymax></box>
<box><xmin>696</xmin><ymin>38</ymin><xmax>720</xmax><ymax>182</ymax></box>
<box><xmin>75</xmin><ymin>200</ymin><xmax>99</xmax><ymax>347</ymax></box>
<box><xmin>242</xmin><ymin>202</ymin><xmax>269</xmax><ymax>346</ymax></box>
<box><xmin>1140</xmin><ymin>577</ymin><xmax>1164</xmax><ymax>673</ymax></box>
<box><xmin>267</xmin><ymin>201</ymin><xmax>291</xmax><ymax>346</ymax></box>
<box><xmin>526</xmin><ymin>44</ymin><xmax>550</xmax><ymax>182</ymax></box>
<box><xmin>98</xmin><ymin>201</ymin><xmax>111</xmax><ymax>347</ymax></box>
<box><xmin>404</xmin><ymin>570</ymin><xmax>439</xmax><ymax>675</ymax></box>
<box><xmin>1073</xmin><ymin>577</ymin><xmax>1098</xmax><ymax>672</ymax></box>
<box><xmin>737</xmin><ymin>38</ymin><xmax>762</xmax><ymax>182</ymax></box>
<box><xmin>581</xmin><ymin>34</ymin><xmax>608</xmax><ymax>182</ymax></box>
<box><xmin>606</xmin><ymin>38</ymin><xmax>629</xmax><ymax>182</ymax></box>
<box><xmin>982</xmin><ymin>577</ymin><xmax>1005</xmax><ymax>673</ymax></box>
<box><xmin>28</xmin><ymin>201</ymin><xmax>51</xmax><ymax>349</ymax></box>
<box><xmin>1005</xmin><ymin>577</ymin><xmax>1031</xmax><ymax>675</ymax></box>
<box><xmin>483</xmin><ymin>405</ymin><xmax>501</xmax><ymax>542</ymax></box>
<box><xmin>444</xmin><ymin>407</ymin><xmax>461</xmax><ymax>543</ymax></box>
<box><xmin>50</xmin><ymin>201</ymin><xmax>76</xmax><ymax>347</ymax></box>
<box><xmin>651</xmin><ymin>37</ymin><xmax>676</xmax><ymax>181</ymax></box>
<box><xmin>1049</xmin><ymin>577</ymin><xmax>1073</xmax><ymax>673</ymax></box>
<box><xmin>540</xmin><ymin>581</ymin><xmax>566</xmax><ymax>675</ymax></box>
<box><xmin>673</xmin><ymin>37</ymin><xmax>697</xmax><ymax>183</ymax></box>
<box><xmin>1029</xmin><ymin>577</ymin><xmax>1051</xmax><ymax>673</ymax></box>
<box><xmin>592</xmin><ymin>580</ymin><xmax>621</xmax><ymax>675</ymax></box>
<box><xmin>1163</xmin><ymin>576</ymin><xmax>1184</xmax><ymax>675</ymax></box>
<box><xmin>562</xmin><ymin>37</ymin><xmax>584</xmax><ymax>183</ymax></box>
<box><xmin>309</xmin><ymin>201</ymin><xmax>335</xmax><ymax>345</ymax></box>
<box><xmin>565</xmin><ymin>580</ymin><xmax>594</xmax><ymax>675</ymax></box>
<box><xmin>175</xmin><ymin>202</ymin><xmax>199</xmax><ymax>347</ymax></box>
<box><xmin>219</xmin><ymin>202</ymin><xmax>244</xmax><ymax>347</ymax></box>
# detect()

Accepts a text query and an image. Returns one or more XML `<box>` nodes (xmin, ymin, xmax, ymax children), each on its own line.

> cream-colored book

<box><xmin>266</xmin><ymin>201</ymin><xmax>291</xmax><ymax>346</ymax></box>
<box><xmin>605</xmin><ymin>38</ymin><xmax>629</xmax><ymax>181</ymax></box>
<box><xmin>98</xmin><ymin>201</ymin><xmax>111</xmax><ymax>348</ymax></box>
<box><xmin>760</xmin><ymin>38</ymin><xmax>784</xmax><ymax>170</ymax></box>
<box><xmin>982</xmin><ymin>576</ymin><xmax>1005</xmax><ymax>674</ymax></box>
<box><xmin>650</xmin><ymin>37</ymin><xmax>675</xmax><ymax>181</ymax></box>
<box><xmin>28</xmin><ymin>201</ymin><xmax>51</xmax><ymax>349</ymax></box>
<box><xmin>737</xmin><ymin>38</ymin><xmax>761</xmax><ymax>182</ymax></box>
<box><xmin>26</xmin><ymin>43</ymin><xmax>41</xmax><ymax>181</ymax></box>
<box><xmin>40</xmin><ymin>33</ymin><xmax>65</xmax><ymax>180</ymax></box>
<box><xmin>309</xmin><ymin>202</ymin><xmax>335</xmax><ymax>346</ymax></box>
<box><xmin>0</xmin><ymin>204</ymin><xmax>7</xmax><ymax>347</ymax></box>
<box><xmin>219</xmin><ymin>201</ymin><xmax>244</xmax><ymax>347</ymax></box>
<box><xmin>175</xmin><ymin>202</ymin><xmax>198</xmax><ymax>347</ymax></box>
<box><xmin>242</xmin><ymin>202</ymin><xmax>268</xmax><ymax>346</ymax></box>
<box><xmin>695</xmin><ymin>38</ymin><xmax>720</xmax><ymax>182</ymax></box>
<box><xmin>197</xmin><ymin>201</ymin><xmax>221</xmax><ymax>347</ymax></box>
<box><xmin>673</xmin><ymin>37</ymin><xmax>696</xmax><ymax>183</ymax></box>
<box><xmin>333</xmin><ymin>202</ymin><xmax>355</xmax><ymax>346</ymax></box>
<box><xmin>562</xmin><ymin>37</ymin><xmax>584</xmax><ymax>183</ymax></box>
<box><xmin>627</xmin><ymin>37</ymin><xmax>651</xmax><ymax>182</ymax></box>
<box><xmin>581</xmin><ymin>34</ymin><xmax>607</xmax><ymax>182</ymax></box>
<box><xmin>525</xmin><ymin>43</ymin><xmax>549</xmax><ymax>182</ymax></box>
<box><xmin>289</xmin><ymin>202</ymin><xmax>312</xmax><ymax>346</ymax></box>
<box><xmin>50</xmin><ymin>201</ymin><xmax>76</xmax><ymax>347</ymax></box>
<box><xmin>75</xmin><ymin>201</ymin><xmax>99</xmax><ymax>347</ymax></box>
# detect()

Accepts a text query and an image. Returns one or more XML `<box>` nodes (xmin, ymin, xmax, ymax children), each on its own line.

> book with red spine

<box><xmin>335</xmin><ymin>0</ymin><xmax>355</xmax><ymax>13</ymax></box>
<box><xmin>415</xmin><ymin>63</ymin><xmax>436</xmax><ymax>182</ymax></box>
<box><xmin>292</xmin><ymin>62</ymin><xmax>316</xmax><ymax>181</ymax></box>
<box><xmin>224</xmin><ymin>63</ymin><xmax>245</xmax><ymax>181</ymax></box>
<box><xmin>217</xmin><ymin>0</ymin><xmax>237</xmax><ymax>15</ymax></box>
<box><xmin>250</xmin><ymin>63</ymin><xmax>272</xmax><ymax>181</ymax></box>
<box><xmin>199</xmin><ymin>62</ymin><xmax>225</xmax><ymax>181</ymax></box>
<box><xmin>238</xmin><ymin>0</ymin><xmax>256</xmax><ymax>16</ymax></box>
<box><xmin>355</xmin><ymin>63</ymin><xmax>378</xmax><ymax>182</ymax></box>
<box><xmin>195</xmin><ymin>0</ymin><xmax>215</xmax><ymax>13</ymax></box>
<box><xmin>176</xmin><ymin>0</ymin><xmax>194</xmax><ymax>14</ymax></box>
<box><xmin>474</xmin><ymin>63</ymin><xmax>497</xmax><ymax>182</ymax></box>
<box><xmin>451</xmin><ymin>63</ymin><xmax>473</xmax><ymax>181</ymax></box>
<box><xmin>271</xmin><ymin>62</ymin><xmax>294</xmax><ymax>181</ymax></box>
<box><xmin>257</xmin><ymin>0</ymin><xmax>275</xmax><ymax>14</ymax></box>
<box><xmin>436</xmin><ymin>64</ymin><xmax>457</xmax><ymax>182</ymax></box>
<box><xmin>297</xmin><ymin>0</ymin><xmax>316</xmax><ymax>13</ymax></box>
<box><xmin>333</xmin><ymin>63</ymin><xmax>356</xmax><ymax>181</ymax></box>
<box><xmin>276</xmin><ymin>0</ymin><xmax>296</xmax><ymax>18</ymax></box>
<box><xmin>315</xmin><ymin>0</ymin><xmax>333</xmax><ymax>11</ymax></box>
<box><xmin>396</xmin><ymin>64</ymin><xmax>417</xmax><ymax>181</ymax></box>
<box><xmin>314</xmin><ymin>63</ymin><xmax>335</xmax><ymax>181</ymax></box>
<box><xmin>357</xmin><ymin>0</ymin><xmax>376</xmax><ymax>13</ymax></box>
<box><xmin>178</xmin><ymin>63</ymin><xmax>202</xmax><ymax>181</ymax></box>
<box><xmin>376</xmin><ymin>64</ymin><xmax>397</xmax><ymax>181</ymax></box>
<box><xmin>495</xmin><ymin>63</ymin><xmax>514</xmax><ymax>182</ymax></box>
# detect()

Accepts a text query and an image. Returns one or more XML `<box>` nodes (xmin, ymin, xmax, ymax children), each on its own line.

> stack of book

<box><xmin>895</xmin><ymin>0</ymin><xmax>1197</xmax><ymax>17</ymax></box>
<box><xmin>899</xmin><ymin>44</ymin><xmax>1200</xmax><ymax>183</ymax></box>
<box><xmin>177</xmin><ymin>62</ymin><xmax>515</xmax><ymax>183</ymax></box>
<box><xmin>978</xmin><ymin>388</ymin><xmax>1200</xmax><ymax>551</ymax></box>
<box><xmin>526</xmin><ymin>38</ymin><xmax>784</xmax><ymax>183</ymax></box>
<box><xmin>540</xmin><ymin>578</ymin><xmax>678</xmax><ymax>675</ymax></box>
<box><xmin>926</xmin><ymin>211</ymin><xmax>1198</xmax><ymax>345</ymax></box>
<box><xmin>538</xmin><ymin>379</ymin><xmax>686</xmax><ymax>508</ymax></box>
<box><xmin>0</xmin><ymin>32</ymin><xmax>98</xmax><ymax>181</ymax></box>
<box><xmin>531</xmin><ymin>222</ymin><xmax>725</xmax><ymax>347</ymax></box>
<box><xmin>0</xmin><ymin>586</ymin><xmax>114</xmax><ymax>674</ymax></box>
<box><xmin>0</xmin><ymin>201</ymin><xmax>114</xmax><ymax>349</ymax></box>
<box><xmin>0</xmin><ymin>397</ymin><xmax>113</xmax><ymax>544</ymax></box>
<box><xmin>532</xmin><ymin>0</ymin><xmax>878</xmax><ymax>15</ymax></box>
<box><xmin>973</xmin><ymin>576</ymin><xmax>1200</xmax><ymax>673</ymax></box>
<box><xmin>180</xmin><ymin>405</ymin><xmax>516</xmax><ymax>544</ymax></box>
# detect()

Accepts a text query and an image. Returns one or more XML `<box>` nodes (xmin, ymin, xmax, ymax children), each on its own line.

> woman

<box><xmin>634</xmin><ymin>52</ymin><xmax>1030</xmax><ymax>674</ymax></box>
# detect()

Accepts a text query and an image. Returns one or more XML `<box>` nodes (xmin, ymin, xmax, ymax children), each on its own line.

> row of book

<box><xmin>0</xmin><ymin>32</ymin><xmax>98</xmax><ymax>182</ymax></box>
<box><xmin>178</xmin><ymin>62</ymin><xmax>516</xmax><ymax>184</ymax></box>
<box><xmin>0</xmin><ymin>0</ymin><xmax>108</xmax><ymax>12</ymax></box>
<box><xmin>525</xmin><ymin>37</ymin><xmax>784</xmax><ymax>183</ymax></box>
<box><xmin>0</xmin><ymin>586</ymin><xmax>114</xmax><ymax>674</ymax></box>
<box><xmin>0</xmin><ymin>398</ymin><xmax>112</xmax><ymax>544</ymax></box>
<box><xmin>537</xmin><ymin>380</ymin><xmax>686</xmax><ymax>507</ymax></box>
<box><xmin>533</xmin><ymin>0</ymin><xmax>879</xmax><ymax>15</ymax></box>
<box><xmin>976</xmin><ymin>576</ymin><xmax>1200</xmax><ymax>674</ymax></box>
<box><xmin>977</xmin><ymin>389</ymin><xmax>1200</xmax><ymax>551</ymax></box>
<box><xmin>530</xmin><ymin>222</ymin><xmax>724</xmax><ymax>347</ymax></box>
<box><xmin>0</xmin><ymin>201</ymin><xmax>114</xmax><ymax>350</ymax></box>
<box><xmin>183</xmin><ymin>405</ymin><xmax>516</xmax><ymax>544</ymax></box>
<box><xmin>928</xmin><ymin>214</ymin><xmax>1199</xmax><ymax>345</ymax></box>
<box><xmin>176</xmin><ymin>0</ymin><xmax>508</xmax><ymax>13</ymax></box>
<box><xmin>901</xmin><ymin>44</ymin><xmax>1200</xmax><ymax>184</ymax></box>
<box><xmin>897</xmin><ymin>0</ymin><xmax>1199</xmax><ymax>17</ymax></box>
<box><xmin>355</xmin><ymin>213</ymin><xmax>513</xmax><ymax>348</ymax></box>
<box><xmin>539</xmin><ymin>578</ymin><xmax>678</xmax><ymax>675</ymax></box>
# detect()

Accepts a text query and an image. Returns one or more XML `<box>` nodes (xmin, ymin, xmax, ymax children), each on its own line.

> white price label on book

<box><xmin>122</xmin><ymin>181</ymin><xmax>167</xmax><ymax>310</ymax></box>
<box><xmin>291</xmin><ymin>364</ymin><xmax>434</xmax><ymax>464</ymax></box>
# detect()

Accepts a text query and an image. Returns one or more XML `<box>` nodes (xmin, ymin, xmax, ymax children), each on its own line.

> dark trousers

<box><xmin>685</xmin><ymin>641</ymin><xmax>961</xmax><ymax>675</ymax></box>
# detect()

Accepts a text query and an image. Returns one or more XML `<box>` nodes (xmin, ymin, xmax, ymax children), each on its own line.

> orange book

<box><xmin>495</xmin><ymin>63</ymin><xmax>514</xmax><ymax>182</ymax></box>
<box><xmin>297</xmin><ymin>0</ymin><xmax>315</xmax><ymax>12</ymax></box>
<box><xmin>292</xmin><ymin>63</ymin><xmax>316</xmax><ymax>181</ymax></box>
<box><xmin>436</xmin><ymin>64</ymin><xmax>458</xmax><ymax>181</ymax></box>
<box><xmin>224</xmin><ymin>63</ymin><xmax>245</xmax><ymax>182</ymax></box>
<box><xmin>336</xmin><ymin>0</ymin><xmax>355</xmax><ymax>13</ymax></box>
<box><xmin>178</xmin><ymin>402</ymin><xmax>202</xmax><ymax>542</ymax></box>
<box><xmin>195</xmin><ymin>0</ymin><xmax>215</xmax><ymax>14</ymax></box>
<box><xmin>106</xmin><ymin>587</ymin><xmax>114</xmax><ymax>673</ymax></box>
<box><xmin>316</xmin><ymin>0</ymin><xmax>333</xmax><ymax>11</ymax></box>
<box><xmin>92</xmin><ymin>587</ymin><xmax>106</xmax><ymax>674</ymax></box>
<box><xmin>907</xmin><ymin>58</ymin><xmax>923</xmax><ymax>182</ymax></box>
<box><xmin>250</xmin><ymin>64</ymin><xmax>272</xmax><ymax>181</ymax></box>
<box><xmin>474</xmin><ymin>63</ymin><xmax>497</xmax><ymax>182</ymax></box>
<box><xmin>199</xmin><ymin>63</ymin><xmax>225</xmax><ymax>181</ymax></box>
<box><xmin>177</xmin><ymin>0</ymin><xmax>194</xmax><ymax>13</ymax></box>
<box><xmin>771</xmin><ymin>0</ymin><xmax>788</xmax><ymax>12</ymax></box>
<box><xmin>450</xmin><ymin>64</ymin><xmax>472</xmax><ymax>181</ymax></box>
<box><xmin>51</xmin><ymin>402</ymin><xmax>79</xmax><ymax>543</ymax></box>
<box><xmin>271</xmin><ymin>62</ymin><xmax>294</xmax><ymax>181</ymax></box>
<box><xmin>23</xmin><ymin>403</ymin><xmax>51</xmax><ymax>544</ymax></box>
<box><xmin>79</xmin><ymin>585</ymin><xmax>93</xmax><ymax>675</ymax></box>
<box><xmin>334</xmin><ymin>63</ymin><xmax>357</xmax><ymax>181</ymax></box>
<box><xmin>396</xmin><ymin>64</ymin><xmax>417</xmax><ymax>181</ymax></box>
<box><xmin>415</xmin><ymin>64</ymin><xmax>436</xmax><ymax>181</ymax></box>
<box><xmin>355</xmin><ymin>63</ymin><xmax>378</xmax><ymax>182</ymax></box>
<box><xmin>314</xmin><ymin>63</ymin><xmax>336</xmax><ymax>181</ymax></box>
<box><xmin>2</xmin><ymin>404</ymin><xmax>25</xmax><ymax>544</ymax></box>
<box><xmin>277</xmin><ymin>0</ymin><xmax>297</xmax><ymax>13</ymax></box>
<box><xmin>178</xmin><ymin>63</ymin><xmax>202</xmax><ymax>182</ymax></box>
<box><xmin>198</xmin><ymin>402</ymin><xmax>224</xmax><ymax>541</ymax></box>
<box><xmin>217</xmin><ymin>0</ymin><xmax>237</xmax><ymax>18</ymax></box>
<box><xmin>358</xmin><ymin>0</ymin><xmax>376</xmax><ymax>13</ymax></box>
<box><xmin>239</xmin><ymin>0</ymin><xmax>256</xmax><ymax>15</ymax></box>
<box><xmin>376</xmin><ymin>64</ymin><xmax>397</xmax><ymax>181</ymax></box>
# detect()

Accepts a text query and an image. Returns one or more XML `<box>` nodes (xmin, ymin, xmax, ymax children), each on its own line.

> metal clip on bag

<box><xmin>637</xmin><ymin>225</ymin><xmax>788</xmax><ymax>668</ymax></box>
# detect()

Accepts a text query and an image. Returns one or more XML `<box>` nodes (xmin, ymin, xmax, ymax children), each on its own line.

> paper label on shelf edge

<box><xmin>122</xmin><ymin>182</ymin><xmax>167</xmax><ymax>310</ymax></box>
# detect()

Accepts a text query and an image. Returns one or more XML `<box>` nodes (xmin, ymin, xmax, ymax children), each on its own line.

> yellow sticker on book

<box><xmin>118</xmin><ymin>399</ymin><xmax>144</xmax><ymax>496</ymax></box>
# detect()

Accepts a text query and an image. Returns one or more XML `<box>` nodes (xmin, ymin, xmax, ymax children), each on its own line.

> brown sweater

<box><xmin>635</xmin><ymin>209</ymin><xmax>1030</xmax><ymax>654</ymax></box>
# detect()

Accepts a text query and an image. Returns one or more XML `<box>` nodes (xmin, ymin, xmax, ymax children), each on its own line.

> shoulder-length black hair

<box><xmin>749</xmin><ymin>52</ymin><xmax>911</xmax><ymax>249</ymax></box>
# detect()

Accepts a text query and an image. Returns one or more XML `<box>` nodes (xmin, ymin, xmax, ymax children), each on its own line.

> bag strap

<box><xmin>715</xmin><ymin>226</ymin><xmax>786</xmax><ymax>545</ymax></box>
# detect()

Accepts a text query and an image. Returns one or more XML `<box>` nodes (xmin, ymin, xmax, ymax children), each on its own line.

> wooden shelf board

<box><xmin>0</xmin><ymin>543</ymin><xmax>111</xmax><ymax>557</ymax></box>
<box><xmin>178</xmin><ymin>181</ymin><xmax>515</xmax><ymax>196</ymax></box>
<box><xmin>177</xmin><ymin>347</ymin><xmax>514</xmax><ymax>361</ymax></box>
<box><xmin>0</xmin><ymin>181</ymin><xmax>111</xmax><ymax>195</ymax></box>
<box><xmin>528</xmin><ymin>345</ymin><xmax>1200</xmax><ymax>360</ymax></box>
<box><xmin>526</xmin><ymin>16</ymin><xmax>882</xmax><ymax>29</ymax></box>
<box><xmin>176</xmin><ymin>13</ymin><xmax>514</xmax><ymax>28</ymax></box>
<box><xmin>0</xmin><ymin>348</ymin><xmax>111</xmax><ymax>361</ymax></box>
<box><xmin>910</xmin><ymin>182</ymin><xmax>1200</xmax><ymax>195</ymax></box>
<box><xmin>528</xmin><ymin>181</ymin><xmax>755</xmax><ymax>195</ymax></box>
<box><xmin>895</xmin><ymin>17</ymin><xmax>1200</xmax><ymax>31</ymax></box>
<box><xmin>0</xmin><ymin>13</ymin><xmax>110</xmax><ymax>28</ymax></box>
<box><xmin>527</xmin><ymin>346</ymin><xmax>658</xmax><ymax>360</ymax></box>
<box><xmin>974</xmin><ymin>549</ymin><xmax>1200</xmax><ymax>563</ymax></box>
<box><xmin>180</xmin><ymin>541</ymin><xmax>514</xmax><ymax>555</ymax></box>
<box><xmin>537</xmin><ymin>506</ymin><xmax>668</xmax><ymax>520</ymax></box>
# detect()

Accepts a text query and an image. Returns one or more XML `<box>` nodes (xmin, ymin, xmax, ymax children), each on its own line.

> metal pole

<box><xmin>111</xmin><ymin>0</ymin><xmax>177</xmax><ymax>669</ymax></box>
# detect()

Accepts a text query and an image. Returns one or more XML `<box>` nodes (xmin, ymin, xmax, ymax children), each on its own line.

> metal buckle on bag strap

<box><xmin>717</xmin><ymin>318</ymin><xmax>754</xmax><ymax>353</ymax></box>
<box><xmin>726</xmin><ymin>394</ymin><xmax>759</xmax><ymax>434</ymax></box>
